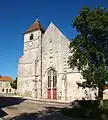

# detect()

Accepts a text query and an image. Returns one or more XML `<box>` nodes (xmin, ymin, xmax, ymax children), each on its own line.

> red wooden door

<box><xmin>53</xmin><ymin>89</ymin><xmax>57</xmax><ymax>99</ymax></box>
<box><xmin>48</xmin><ymin>89</ymin><xmax>51</xmax><ymax>99</ymax></box>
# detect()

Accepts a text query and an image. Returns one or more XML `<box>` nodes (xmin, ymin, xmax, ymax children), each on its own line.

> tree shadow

<box><xmin>3</xmin><ymin>99</ymin><xmax>108</xmax><ymax>120</ymax></box>
<box><xmin>60</xmin><ymin>100</ymin><xmax>108</xmax><ymax>120</ymax></box>
<box><xmin>0</xmin><ymin>96</ymin><xmax>26</xmax><ymax>117</ymax></box>
<box><xmin>10</xmin><ymin>107</ymin><xmax>72</xmax><ymax>120</ymax></box>
<box><xmin>10</xmin><ymin>104</ymin><xmax>98</xmax><ymax>120</ymax></box>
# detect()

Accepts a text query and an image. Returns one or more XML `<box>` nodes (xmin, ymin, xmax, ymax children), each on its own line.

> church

<box><xmin>17</xmin><ymin>19</ymin><xmax>97</xmax><ymax>102</ymax></box>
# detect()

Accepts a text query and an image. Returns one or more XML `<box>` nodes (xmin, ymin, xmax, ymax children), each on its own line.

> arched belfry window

<box><xmin>30</xmin><ymin>34</ymin><xmax>34</xmax><ymax>40</ymax></box>
<box><xmin>48</xmin><ymin>69</ymin><xmax>57</xmax><ymax>88</ymax></box>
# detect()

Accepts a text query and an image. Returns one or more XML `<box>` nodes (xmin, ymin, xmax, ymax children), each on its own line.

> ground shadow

<box><xmin>60</xmin><ymin>100</ymin><xmax>108</xmax><ymax>120</ymax></box>
<box><xmin>11</xmin><ymin>100</ymin><xmax>108</xmax><ymax>120</ymax></box>
<box><xmin>0</xmin><ymin>96</ymin><xmax>26</xmax><ymax>117</ymax></box>
<box><xmin>0</xmin><ymin>109</ymin><xmax>8</xmax><ymax>118</ymax></box>
<box><xmin>10</xmin><ymin>108</ymin><xmax>73</xmax><ymax>120</ymax></box>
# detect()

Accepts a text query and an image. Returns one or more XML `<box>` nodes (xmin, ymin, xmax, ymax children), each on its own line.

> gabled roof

<box><xmin>0</xmin><ymin>76</ymin><xmax>13</xmax><ymax>82</ymax></box>
<box><xmin>24</xmin><ymin>19</ymin><xmax>45</xmax><ymax>34</ymax></box>
<box><xmin>43</xmin><ymin>22</ymin><xmax>69</xmax><ymax>41</ymax></box>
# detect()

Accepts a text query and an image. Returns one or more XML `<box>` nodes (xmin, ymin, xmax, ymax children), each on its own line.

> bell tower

<box><xmin>17</xmin><ymin>19</ymin><xmax>45</xmax><ymax>97</ymax></box>
<box><xmin>24</xmin><ymin>19</ymin><xmax>45</xmax><ymax>57</ymax></box>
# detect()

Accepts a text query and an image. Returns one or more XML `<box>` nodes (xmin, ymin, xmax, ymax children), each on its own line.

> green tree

<box><xmin>68</xmin><ymin>6</ymin><xmax>108</xmax><ymax>107</ymax></box>
<box><xmin>10</xmin><ymin>77</ymin><xmax>17</xmax><ymax>90</ymax></box>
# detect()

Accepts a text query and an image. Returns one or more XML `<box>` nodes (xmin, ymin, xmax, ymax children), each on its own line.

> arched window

<box><xmin>48</xmin><ymin>69</ymin><xmax>57</xmax><ymax>88</ymax></box>
<box><xmin>48</xmin><ymin>75</ymin><xmax>51</xmax><ymax>87</ymax></box>
<box><xmin>6</xmin><ymin>89</ymin><xmax>8</xmax><ymax>93</ymax></box>
<box><xmin>53</xmin><ymin>75</ymin><xmax>57</xmax><ymax>87</ymax></box>
<box><xmin>30</xmin><ymin>34</ymin><xmax>33</xmax><ymax>40</ymax></box>
<box><xmin>2</xmin><ymin>89</ymin><xmax>4</xmax><ymax>92</ymax></box>
<box><xmin>9</xmin><ymin>89</ymin><xmax>11</xmax><ymax>92</ymax></box>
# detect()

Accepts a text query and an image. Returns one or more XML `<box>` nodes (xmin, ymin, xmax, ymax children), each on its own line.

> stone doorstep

<box><xmin>23</xmin><ymin>99</ymin><xmax>69</xmax><ymax>107</ymax></box>
<box><xmin>12</xmin><ymin>95</ymin><xmax>70</xmax><ymax>106</ymax></box>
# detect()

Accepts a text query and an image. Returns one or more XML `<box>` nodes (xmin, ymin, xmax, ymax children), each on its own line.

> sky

<box><xmin>0</xmin><ymin>0</ymin><xmax>107</xmax><ymax>79</ymax></box>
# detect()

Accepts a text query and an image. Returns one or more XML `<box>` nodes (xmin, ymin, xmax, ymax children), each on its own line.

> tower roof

<box><xmin>24</xmin><ymin>19</ymin><xmax>45</xmax><ymax>34</ymax></box>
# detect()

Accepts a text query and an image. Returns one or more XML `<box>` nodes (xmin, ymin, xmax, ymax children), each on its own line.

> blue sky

<box><xmin>0</xmin><ymin>0</ymin><xmax>107</xmax><ymax>79</ymax></box>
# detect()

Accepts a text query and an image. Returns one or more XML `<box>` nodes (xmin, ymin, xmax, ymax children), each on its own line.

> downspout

<box><xmin>34</xmin><ymin>59</ymin><xmax>37</xmax><ymax>98</ymax></box>
<box><xmin>40</xmin><ymin>33</ymin><xmax>42</xmax><ymax>98</ymax></box>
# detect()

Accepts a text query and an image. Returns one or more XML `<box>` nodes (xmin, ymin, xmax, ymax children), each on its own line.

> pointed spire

<box><xmin>24</xmin><ymin>18</ymin><xmax>45</xmax><ymax>34</ymax></box>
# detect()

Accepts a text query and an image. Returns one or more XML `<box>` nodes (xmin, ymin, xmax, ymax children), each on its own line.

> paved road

<box><xmin>0</xmin><ymin>95</ymin><xmax>88</xmax><ymax>120</ymax></box>
<box><xmin>0</xmin><ymin>96</ymin><xmax>74</xmax><ymax>120</ymax></box>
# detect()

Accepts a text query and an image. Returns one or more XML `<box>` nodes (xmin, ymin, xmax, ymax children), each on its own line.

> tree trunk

<box><xmin>98</xmin><ymin>87</ymin><xmax>103</xmax><ymax>109</ymax></box>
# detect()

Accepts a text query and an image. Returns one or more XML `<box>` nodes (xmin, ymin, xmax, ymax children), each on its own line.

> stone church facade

<box><xmin>17</xmin><ymin>19</ymin><xmax>97</xmax><ymax>102</ymax></box>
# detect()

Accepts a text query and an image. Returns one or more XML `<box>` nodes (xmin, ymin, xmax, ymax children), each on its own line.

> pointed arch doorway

<box><xmin>47</xmin><ymin>69</ymin><xmax>57</xmax><ymax>99</ymax></box>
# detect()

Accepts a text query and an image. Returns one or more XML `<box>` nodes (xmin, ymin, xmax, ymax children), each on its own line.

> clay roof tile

<box><xmin>0</xmin><ymin>76</ymin><xmax>13</xmax><ymax>82</ymax></box>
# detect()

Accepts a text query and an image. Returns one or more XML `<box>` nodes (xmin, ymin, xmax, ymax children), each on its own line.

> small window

<box><xmin>9</xmin><ymin>89</ymin><xmax>11</xmax><ymax>92</ymax></box>
<box><xmin>30</xmin><ymin>34</ymin><xmax>33</xmax><ymax>40</ymax></box>
<box><xmin>2</xmin><ymin>89</ymin><xmax>4</xmax><ymax>92</ymax></box>
<box><xmin>6</xmin><ymin>89</ymin><xmax>8</xmax><ymax>93</ymax></box>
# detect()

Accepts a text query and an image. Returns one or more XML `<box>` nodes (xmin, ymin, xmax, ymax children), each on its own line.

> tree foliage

<box><xmin>68</xmin><ymin>6</ymin><xmax>108</xmax><ymax>99</ymax></box>
<box><xmin>10</xmin><ymin>77</ymin><xmax>17</xmax><ymax>90</ymax></box>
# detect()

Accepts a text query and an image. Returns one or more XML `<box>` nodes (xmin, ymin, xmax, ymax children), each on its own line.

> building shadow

<box><xmin>10</xmin><ymin>100</ymin><xmax>108</xmax><ymax>120</ymax></box>
<box><xmin>0</xmin><ymin>109</ymin><xmax>8</xmax><ymax>118</ymax></box>
<box><xmin>0</xmin><ymin>96</ymin><xmax>26</xmax><ymax>117</ymax></box>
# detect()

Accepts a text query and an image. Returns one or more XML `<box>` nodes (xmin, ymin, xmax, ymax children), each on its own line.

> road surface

<box><xmin>0</xmin><ymin>95</ymin><xmax>75</xmax><ymax>120</ymax></box>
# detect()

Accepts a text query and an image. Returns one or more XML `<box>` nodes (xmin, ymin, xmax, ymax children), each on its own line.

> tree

<box><xmin>10</xmin><ymin>77</ymin><xmax>17</xmax><ymax>90</ymax></box>
<box><xmin>68</xmin><ymin>6</ymin><xmax>108</xmax><ymax>107</ymax></box>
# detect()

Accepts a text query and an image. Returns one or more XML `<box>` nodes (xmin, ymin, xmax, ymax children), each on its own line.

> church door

<box><xmin>47</xmin><ymin>69</ymin><xmax>57</xmax><ymax>99</ymax></box>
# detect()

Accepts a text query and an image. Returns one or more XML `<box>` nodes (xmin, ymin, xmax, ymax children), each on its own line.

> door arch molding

<box><xmin>44</xmin><ymin>67</ymin><xmax>57</xmax><ymax>76</ymax></box>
